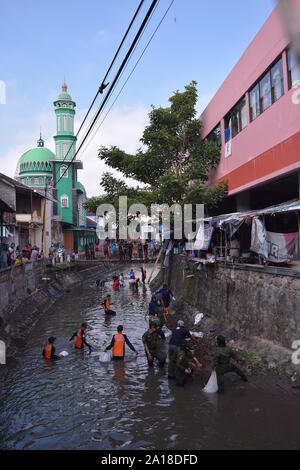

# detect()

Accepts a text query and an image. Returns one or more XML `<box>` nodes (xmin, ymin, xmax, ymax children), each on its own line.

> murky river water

<box><xmin>1</xmin><ymin>265</ymin><xmax>300</xmax><ymax>450</ymax></box>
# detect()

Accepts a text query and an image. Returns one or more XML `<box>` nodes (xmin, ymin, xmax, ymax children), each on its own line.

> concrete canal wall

<box><xmin>165</xmin><ymin>255</ymin><xmax>300</xmax><ymax>350</ymax></box>
<box><xmin>0</xmin><ymin>260</ymin><xmax>121</xmax><ymax>363</ymax></box>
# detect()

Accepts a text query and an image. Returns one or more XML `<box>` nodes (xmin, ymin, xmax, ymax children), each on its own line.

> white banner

<box><xmin>251</xmin><ymin>217</ymin><xmax>299</xmax><ymax>263</ymax></box>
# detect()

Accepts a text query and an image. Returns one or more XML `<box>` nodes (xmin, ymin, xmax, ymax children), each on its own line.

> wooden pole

<box><xmin>147</xmin><ymin>247</ymin><xmax>163</xmax><ymax>284</ymax></box>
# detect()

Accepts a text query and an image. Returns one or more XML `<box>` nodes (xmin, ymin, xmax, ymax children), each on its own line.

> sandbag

<box><xmin>203</xmin><ymin>370</ymin><xmax>218</xmax><ymax>394</ymax></box>
<box><xmin>99</xmin><ymin>352</ymin><xmax>111</xmax><ymax>363</ymax></box>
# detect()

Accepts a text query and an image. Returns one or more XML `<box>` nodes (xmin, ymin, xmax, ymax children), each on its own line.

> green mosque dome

<box><xmin>18</xmin><ymin>134</ymin><xmax>55</xmax><ymax>177</ymax></box>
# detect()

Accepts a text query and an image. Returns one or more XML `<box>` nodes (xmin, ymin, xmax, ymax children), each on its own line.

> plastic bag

<box><xmin>194</xmin><ymin>313</ymin><xmax>204</xmax><ymax>325</ymax></box>
<box><xmin>59</xmin><ymin>351</ymin><xmax>69</xmax><ymax>357</ymax></box>
<box><xmin>99</xmin><ymin>352</ymin><xmax>111</xmax><ymax>363</ymax></box>
<box><xmin>203</xmin><ymin>370</ymin><xmax>218</xmax><ymax>394</ymax></box>
<box><xmin>190</xmin><ymin>331</ymin><xmax>204</xmax><ymax>339</ymax></box>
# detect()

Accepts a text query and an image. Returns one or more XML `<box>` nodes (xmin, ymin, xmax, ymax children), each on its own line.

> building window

<box><xmin>259</xmin><ymin>73</ymin><xmax>272</xmax><ymax>112</ymax></box>
<box><xmin>61</xmin><ymin>194</ymin><xmax>69</xmax><ymax>208</ymax></box>
<box><xmin>224</xmin><ymin>96</ymin><xmax>247</xmax><ymax>140</ymax></box>
<box><xmin>287</xmin><ymin>48</ymin><xmax>300</xmax><ymax>88</ymax></box>
<box><xmin>62</xmin><ymin>142</ymin><xmax>70</xmax><ymax>159</ymax></box>
<box><xmin>69</xmin><ymin>115</ymin><xmax>73</xmax><ymax>133</ymax></box>
<box><xmin>60</xmin><ymin>165</ymin><xmax>68</xmax><ymax>178</ymax></box>
<box><xmin>207</xmin><ymin>123</ymin><xmax>221</xmax><ymax>147</ymax></box>
<box><xmin>250</xmin><ymin>57</ymin><xmax>284</xmax><ymax>121</ymax></box>
<box><xmin>57</xmin><ymin>115</ymin><xmax>60</xmax><ymax>132</ymax></box>
<box><xmin>62</xmin><ymin>115</ymin><xmax>67</xmax><ymax>132</ymax></box>
<box><xmin>271</xmin><ymin>58</ymin><xmax>284</xmax><ymax>102</ymax></box>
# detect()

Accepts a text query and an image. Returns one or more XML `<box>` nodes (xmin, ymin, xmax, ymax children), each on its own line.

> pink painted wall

<box><xmin>200</xmin><ymin>3</ymin><xmax>300</xmax><ymax>195</ymax></box>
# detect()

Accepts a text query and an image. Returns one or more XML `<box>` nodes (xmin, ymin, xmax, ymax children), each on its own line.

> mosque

<box><xmin>15</xmin><ymin>83</ymin><xmax>95</xmax><ymax>254</ymax></box>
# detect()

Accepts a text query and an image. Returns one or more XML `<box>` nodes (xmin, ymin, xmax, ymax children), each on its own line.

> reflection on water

<box><xmin>1</xmin><ymin>265</ymin><xmax>300</xmax><ymax>450</ymax></box>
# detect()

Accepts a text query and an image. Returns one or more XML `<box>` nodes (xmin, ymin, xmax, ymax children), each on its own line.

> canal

<box><xmin>1</xmin><ymin>264</ymin><xmax>300</xmax><ymax>450</ymax></box>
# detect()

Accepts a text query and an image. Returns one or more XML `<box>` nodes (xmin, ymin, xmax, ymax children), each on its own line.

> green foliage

<box><xmin>85</xmin><ymin>81</ymin><xmax>227</xmax><ymax>214</ymax></box>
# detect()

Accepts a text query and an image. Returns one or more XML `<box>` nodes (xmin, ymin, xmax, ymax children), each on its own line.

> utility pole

<box><xmin>41</xmin><ymin>183</ymin><xmax>47</xmax><ymax>255</ymax></box>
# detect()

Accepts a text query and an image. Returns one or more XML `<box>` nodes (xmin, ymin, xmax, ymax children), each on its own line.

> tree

<box><xmin>85</xmin><ymin>81</ymin><xmax>227</xmax><ymax>215</ymax></box>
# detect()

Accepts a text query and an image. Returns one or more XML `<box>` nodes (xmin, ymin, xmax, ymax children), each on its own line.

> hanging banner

<box><xmin>194</xmin><ymin>220</ymin><xmax>214</xmax><ymax>251</ymax></box>
<box><xmin>251</xmin><ymin>217</ymin><xmax>299</xmax><ymax>263</ymax></box>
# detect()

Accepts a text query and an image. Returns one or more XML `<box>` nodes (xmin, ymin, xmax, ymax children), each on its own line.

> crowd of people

<box><xmin>0</xmin><ymin>242</ymin><xmax>45</xmax><ymax>268</ymax></box>
<box><xmin>43</xmin><ymin>274</ymin><xmax>248</xmax><ymax>394</ymax></box>
<box><xmin>100</xmin><ymin>239</ymin><xmax>160</xmax><ymax>262</ymax></box>
<box><xmin>0</xmin><ymin>241</ymin><xmax>78</xmax><ymax>269</ymax></box>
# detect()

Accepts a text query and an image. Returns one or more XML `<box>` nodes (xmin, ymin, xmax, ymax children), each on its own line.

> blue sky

<box><xmin>0</xmin><ymin>0</ymin><xmax>276</xmax><ymax>195</ymax></box>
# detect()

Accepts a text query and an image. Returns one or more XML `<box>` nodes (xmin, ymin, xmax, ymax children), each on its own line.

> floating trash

<box><xmin>59</xmin><ymin>351</ymin><xmax>69</xmax><ymax>357</ymax></box>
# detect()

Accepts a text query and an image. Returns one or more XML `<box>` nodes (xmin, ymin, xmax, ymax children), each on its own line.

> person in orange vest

<box><xmin>102</xmin><ymin>294</ymin><xmax>116</xmax><ymax>315</ymax></box>
<box><xmin>69</xmin><ymin>323</ymin><xmax>92</xmax><ymax>354</ymax></box>
<box><xmin>105</xmin><ymin>325</ymin><xmax>138</xmax><ymax>360</ymax></box>
<box><xmin>42</xmin><ymin>337</ymin><xmax>61</xmax><ymax>361</ymax></box>
<box><xmin>141</xmin><ymin>267</ymin><xmax>146</xmax><ymax>284</ymax></box>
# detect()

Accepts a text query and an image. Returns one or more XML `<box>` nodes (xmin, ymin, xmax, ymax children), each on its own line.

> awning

<box><xmin>214</xmin><ymin>199</ymin><xmax>300</xmax><ymax>237</ymax></box>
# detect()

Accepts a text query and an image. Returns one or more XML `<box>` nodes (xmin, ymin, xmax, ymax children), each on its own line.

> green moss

<box><xmin>238</xmin><ymin>350</ymin><xmax>269</xmax><ymax>373</ymax></box>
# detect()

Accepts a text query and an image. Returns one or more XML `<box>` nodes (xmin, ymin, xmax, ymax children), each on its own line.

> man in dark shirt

<box><xmin>156</xmin><ymin>284</ymin><xmax>174</xmax><ymax>314</ymax></box>
<box><xmin>168</xmin><ymin>320</ymin><xmax>197</xmax><ymax>379</ymax></box>
<box><xmin>105</xmin><ymin>325</ymin><xmax>138</xmax><ymax>360</ymax></box>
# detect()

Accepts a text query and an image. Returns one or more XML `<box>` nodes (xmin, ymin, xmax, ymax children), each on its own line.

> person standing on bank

<box><xmin>69</xmin><ymin>323</ymin><xmax>92</xmax><ymax>354</ymax></box>
<box><xmin>105</xmin><ymin>325</ymin><xmax>138</xmax><ymax>360</ymax></box>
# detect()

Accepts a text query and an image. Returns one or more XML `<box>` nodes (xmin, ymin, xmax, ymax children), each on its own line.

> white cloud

<box><xmin>0</xmin><ymin>103</ymin><xmax>149</xmax><ymax>197</ymax></box>
<box><xmin>74</xmin><ymin>103</ymin><xmax>149</xmax><ymax>197</ymax></box>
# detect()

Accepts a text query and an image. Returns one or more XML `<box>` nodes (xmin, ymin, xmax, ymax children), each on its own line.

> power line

<box><xmin>53</xmin><ymin>0</ymin><xmax>145</xmax><ymax>180</ymax></box>
<box><xmin>55</xmin><ymin>0</ymin><xmax>159</xmax><ymax>187</ymax></box>
<box><xmin>81</xmin><ymin>0</ymin><xmax>175</xmax><ymax>157</ymax></box>
<box><xmin>77</xmin><ymin>0</ymin><xmax>161</xmax><ymax>156</ymax></box>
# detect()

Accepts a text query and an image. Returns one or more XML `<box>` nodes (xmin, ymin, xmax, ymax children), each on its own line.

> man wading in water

<box><xmin>105</xmin><ymin>325</ymin><xmax>138</xmax><ymax>360</ymax></box>
<box><xmin>69</xmin><ymin>323</ymin><xmax>92</xmax><ymax>354</ymax></box>
<box><xmin>142</xmin><ymin>323</ymin><xmax>166</xmax><ymax>367</ymax></box>
<box><xmin>214</xmin><ymin>335</ymin><xmax>248</xmax><ymax>394</ymax></box>
<box><xmin>102</xmin><ymin>294</ymin><xmax>116</xmax><ymax>315</ymax></box>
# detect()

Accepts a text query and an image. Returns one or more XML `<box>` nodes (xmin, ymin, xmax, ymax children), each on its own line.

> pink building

<box><xmin>201</xmin><ymin>4</ymin><xmax>300</xmax><ymax>213</ymax></box>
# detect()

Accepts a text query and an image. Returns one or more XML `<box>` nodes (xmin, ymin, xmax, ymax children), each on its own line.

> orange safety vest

<box><xmin>113</xmin><ymin>333</ymin><xmax>125</xmax><ymax>357</ymax></box>
<box><xmin>44</xmin><ymin>343</ymin><xmax>52</xmax><ymax>360</ymax></box>
<box><xmin>75</xmin><ymin>328</ymin><xmax>83</xmax><ymax>349</ymax></box>
<box><xmin>164</xmin><ymin>306</ymin><xmax>169</xmax><ymax>315</ymax></box>
<box><xmin>105</xmin><ymin>298</ymin><xmax>110</xmax><ymax>310</ymax></box>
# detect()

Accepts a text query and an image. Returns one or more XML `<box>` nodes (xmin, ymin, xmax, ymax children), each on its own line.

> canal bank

<box><xmin>159</xmin><ymin>254</ymin><xmax>300</xmax><ymax>384</ymax></box>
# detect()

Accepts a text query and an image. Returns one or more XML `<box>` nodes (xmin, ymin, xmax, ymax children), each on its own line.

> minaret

<box><xmin>52</xmin><ymin>82</ymin><xmax>77</xmax><ymax>225</ymax></box>
<box><xmin>53</xmin><ymin>82</ymin><xmax>76</xmax><ymax>160</ymax></box>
